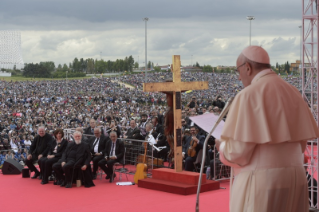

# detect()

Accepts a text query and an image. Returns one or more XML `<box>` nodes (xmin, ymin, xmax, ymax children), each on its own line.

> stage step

<box><xmin>138</xmin><ymin>178</ymin><xmax>220</xmax><ymax>195</ymax></box>
<box><xmin>152</xmin><ymin>168</ymin><xmax>206</xmax><ymax>185</ymax></box>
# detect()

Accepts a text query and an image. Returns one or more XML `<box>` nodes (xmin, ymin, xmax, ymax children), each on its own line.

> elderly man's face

<box><xmin>38</xmin><ymin>128</ymin><xmax>45</xmax><ymax>137</ymax></box>
<box><xmin>90</xmin><ymin>120</ymin><xmax>96</xmax><ymax>128</ymax></box>
<box><xmin>94</xmin><ymin>129</ymin><xmax>101</xmax><ymax>138</ymax></box>
<box><xmin>74</xmin><ymin>134</ymin><xmax>82</xmax><ymax>144</ymax></box>
<box><xmin>236</xmin><ymin>57</ymin><xmax>252</xmax><ymax>87</ymax></box>
<box><xmin>110</xmin><ymin>134</ymin><xmax>117</xmax><ymax>142</ymax></box>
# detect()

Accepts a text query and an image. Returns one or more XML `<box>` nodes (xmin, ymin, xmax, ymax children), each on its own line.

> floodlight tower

<box><xmin>143</xmin><ymin>17</ymin><xmax>149</xmax><ymax>82</ymax></box>
<box><xmin>246</xmin><ymin>16</ymin><xmax>255</xmax><ymax>46</ymax></box>
<box><xmin>302</xmin><ymin>0</ymin><xmax>319</xmax><ymax>209</ymax></box>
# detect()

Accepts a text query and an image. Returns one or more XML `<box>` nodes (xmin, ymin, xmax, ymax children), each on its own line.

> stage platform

<box><xmin>0</xmin><ymin>172</ymin><xmax>229</xmax><ymax>212</ymax></box>
<box><xmin>138</xmin><ymin>168</ymin><xmax>220</xmax><ymax>195</ymax></box>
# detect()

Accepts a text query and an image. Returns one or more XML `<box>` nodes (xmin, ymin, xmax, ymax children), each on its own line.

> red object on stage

<box><xmin>138</xmin><ymin>168</ymin><xmax>220</xmax><ymax>195</ymax></box>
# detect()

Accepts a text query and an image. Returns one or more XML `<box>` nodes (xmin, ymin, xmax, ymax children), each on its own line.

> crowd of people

<box><xmin>0</xmin><ymin>71</ymin><xmax>303</xmax><ymax>187</ymax></box>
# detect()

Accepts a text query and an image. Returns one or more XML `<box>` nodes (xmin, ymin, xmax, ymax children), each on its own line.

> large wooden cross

<box><xmin>143</xmin><ymin>55</ymin><xmax>209</xmax><ymax>172</ymax></box>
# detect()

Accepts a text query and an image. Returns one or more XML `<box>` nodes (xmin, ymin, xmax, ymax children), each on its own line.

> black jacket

<box><xmin>88</xmin><ymin>134</ymin><xmax>108</xmax><ymax>154</ymax></box>
<box><xmin>126</xmin><ymin>127</ymin><xmax>143</xmax><ymax>140</ymax></box>
<box><xmin>103</xmin><ymin>139</ymin><xmax>125</xmax><ymax>164</ymax></box>
<box><xmin>47</xmin><ymin>138</ymin><xmax>68</xmax><ymax>159</ymax></box>
<box><xmin>61</xmin><ymin>142</ymin><xmax>91</xmax><ymax>166</ymax></box>
<box><xmin>30</xmin><ymin>133</ymin><xmax>54</xmax><ymax>157</ymax></box>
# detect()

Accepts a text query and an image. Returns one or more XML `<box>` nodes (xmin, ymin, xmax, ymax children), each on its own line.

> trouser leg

<box><xmin>25</xmin><ymin>157</ymin><xmax>39</xmax><ymax>173</ymax></box>
<box><xmin>62</xmin><ymin>161</ymin><xmax>75</xmax><ymax>184</ymax></box>
<box><xmin>92</xmin><ymin>155</ymin><xmax>104</xmax><ymax>174</ymax></box>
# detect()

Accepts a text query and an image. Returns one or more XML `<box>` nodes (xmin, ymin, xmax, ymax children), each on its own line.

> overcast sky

<box><xmin>0</xmin><ymin>0</ymin><xmax>303</xmax><ymax>67</ymax></box>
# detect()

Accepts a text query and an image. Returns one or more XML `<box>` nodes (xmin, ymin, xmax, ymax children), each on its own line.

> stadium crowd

<box><xmin>0</xmin><ymin>72</ymin><xmax>302</xmax><ymax>184</ymax></box>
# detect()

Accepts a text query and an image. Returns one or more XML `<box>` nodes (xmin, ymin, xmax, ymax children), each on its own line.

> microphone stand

<box><xmin>195</xmin><ymin>97</ymin><xmax>234</xmax><ymax>212</ymax></box>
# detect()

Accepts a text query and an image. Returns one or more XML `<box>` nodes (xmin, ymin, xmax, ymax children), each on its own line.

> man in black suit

<box><xmin>84</xmin><ymin>119</ymin><xmax>96</xmax><ymax>135</ymax></box>
<box><xmin>125</xmin><ymin>120</ymin><xmax>143</xmax><ymax>140</ymax></box>
<box><xmin>52</xmin><ymin>131</ymin><xmax>91</xmax><ymax>188</ymax></box>
<box><xmin>182</xmin><ymin>126</ymin><xmax>205</xmax><ymax>172</ymax></box>
<box><xmin>90</xmin><ymin>127</ymin><xmax>108</xmax><ymax>179</ymax></box>
<box><xmin>125</xmin><ymin>119</ymin><xmax>143</xmax><ymax>164</ymax></box>
<box><xmin>25</xmin><ymin>126</ymin><xmax>54</xmax><ymax>179</ymax></box>
<box><xmin>98</xmin><ymin>131</ymin><xmax>125</xmax><ymax>182</ymax></box>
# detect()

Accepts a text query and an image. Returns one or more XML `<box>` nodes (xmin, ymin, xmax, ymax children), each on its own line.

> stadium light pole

<box><xmin>66</xmin><ymin>71</ymin><xmax>68</xmax><ymax>93</ymax></box>
<box><xmin>143</xmin><ymin>17</ymin><xmax>149</xmax><ymax>82</ymax></box>
<box><xmin>299</xmin><ymin>25</ymin><xmax>302</xmax><ymax>70</ymax></box>
<box><xmin>246</xmin><ymin>16</ymin><xmax>255</xmax><ymax>46</ymax></box>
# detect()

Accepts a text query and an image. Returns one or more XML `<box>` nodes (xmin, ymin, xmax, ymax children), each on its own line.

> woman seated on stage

<box><xmin>38</xmin><ymin>128</ymin><xmax>68</xmax><ymax>185</ymax></box>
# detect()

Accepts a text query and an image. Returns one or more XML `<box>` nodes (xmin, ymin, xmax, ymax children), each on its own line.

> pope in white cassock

<box><xmin>216</xmin><ymin>46</ymin><xmax>319</xmax><ymax>212</ymax></box>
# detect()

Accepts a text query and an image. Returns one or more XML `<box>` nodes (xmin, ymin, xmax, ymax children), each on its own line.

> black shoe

<box><xmin>109</xmin><ymin>174</ymin><xmax>116</xmax><ymax>183</ymax></box>
<box><xmin>65</xmin><ymin>183</ymin><xmax>72</xmax><ymax>188</ymax></box>
<box><xmin>54</xmin><ymin>180</ymin><xmax>63</xmax><ymax>185</ymax></box>
<box><xmin>41</xmin><ymin>180</ymin><xmax>48</xmax><ymax>185</ymax></box>
<box><xmin>60</xmin><ymin>181</ymin><xmax>66</xmax><ymax>187</ymax></box>
<box><xmin>39</xmin><ymin>174</ymin><xmax>43</xmax><ymax>180</ymax></box>
<box><xmin>31</xmin><ymin>172</ymin><xmax>40</xmax><ymax>179</ymax></box>
<box><xmin>105</xmin><ymin>175</ymin><xmax>110</xmax><ymax>179</ymax></box>
<box><xmin>93</xmin><ymin>174</ymin><xmax>97</xmax><ymax>180</ymax></box>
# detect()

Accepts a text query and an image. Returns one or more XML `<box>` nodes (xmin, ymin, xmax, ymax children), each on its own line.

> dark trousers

<box><xmin>39</xmin><ymin>157</ymin><xmax>59</xmax><ymax>182</ymax></box>
<box><xmin>52</xmin><ymin>160</ymin><xmax>75</xmax><ymax>183</ymax></box>
<box><xmin>92</xmin><ymin>155</ymin><xmax>104</xmax><ymax>174</ymax></box>
<box><xmin>98</xmin><ymin>158</ymin><xmax>116</xmax><ymax>176</ymax></box>
<box><xmin>184</xmin><ymin>156</ymin><xmax>196</xmax><ymax>171</ymax></box>
<box><xmin>25</xmin><ymin>155</ymin><xmax>39</xmax><ymax>174</ymax></box>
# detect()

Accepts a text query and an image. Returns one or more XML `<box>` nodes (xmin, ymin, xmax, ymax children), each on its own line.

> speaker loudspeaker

<box><xmin>2</xmin><ymin>158</ymin><xmax>23</xmax><ymax>175</ymax></box>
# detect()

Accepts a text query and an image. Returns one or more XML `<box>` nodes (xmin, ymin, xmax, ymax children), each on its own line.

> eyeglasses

<box><xmin>234</xmin><ymin>62</ymin><xmax>246</xmax><ymax>76</ymax></box>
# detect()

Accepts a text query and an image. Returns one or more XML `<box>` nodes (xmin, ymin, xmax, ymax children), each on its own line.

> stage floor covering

<box><xmin>0</xmin><ymin>173</ymin><xmax>230</xmax><ymax>212</ymax></box>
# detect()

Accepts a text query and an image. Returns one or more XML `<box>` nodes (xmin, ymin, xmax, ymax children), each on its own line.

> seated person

<box><xmin>98</xmin><ymin>131</ymin><xmax>125</xmax><ymax>183</ymax></box>
<box><xmin>38</xmin><ymin>129</ymin><xmax>68</xmax><ymax>185</ymax></box>
<box><xmin>25</xmin><ymin>126</ymin><xmax>54</xmax><ymax>179</ymax></box>
<box><xmin>89</xmin><ymin>127</ymin><xmax>108</xmax><ymax>179</ymax></box>
<box><xmin>182</xmin><ymin>126</ymin><xmax>204</xmax><ymax>172</ymax></box>
<box><xmin>52</xmin><ymin>131</ymin><xmax>91</xmax><ymax>188</ymax></box>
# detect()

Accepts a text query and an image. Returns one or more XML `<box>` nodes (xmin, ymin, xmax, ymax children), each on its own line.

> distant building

<box><xmin>157</xmin><ymin>65</ymin><xmax>170</xmax><ymax>71</ymax></box>
<box><xmin>290</xmin><ymin>60</ymin><xmax>311</xmax><ymax>72</ymax></box>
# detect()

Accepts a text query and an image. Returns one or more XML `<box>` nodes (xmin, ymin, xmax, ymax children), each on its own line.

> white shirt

<box><xmin>93</xmin><ymin>137</ymin><xmax>100</xmax><ymax>153</ymax></box>
<box><xmin>110</xmin><ymin>141</ymin><xmax>116</xmax><ymax>157</ymax></box>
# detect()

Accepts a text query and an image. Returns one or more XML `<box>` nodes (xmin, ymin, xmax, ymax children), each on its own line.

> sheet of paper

<box><xmin>189</xmin><ymin>113</ymin><xmax>225</xmax><ymax>139</ymax></box>
<box><xmin>147</xmin><ymin>134</ymin><xmax>156</xmax><ymax>145</ymax></box>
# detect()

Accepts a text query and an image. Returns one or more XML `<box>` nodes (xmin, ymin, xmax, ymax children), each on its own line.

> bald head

<box><xmin>236</xmin><ymin>46</ymin><xmax>271</xmax><ymax>87</ymax></box>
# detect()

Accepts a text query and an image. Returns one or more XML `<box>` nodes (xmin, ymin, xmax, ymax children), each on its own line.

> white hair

<box><xmin>38</xmin><ymin>126</ymin><xmax>45</xmax><ymax>132</ymax></box>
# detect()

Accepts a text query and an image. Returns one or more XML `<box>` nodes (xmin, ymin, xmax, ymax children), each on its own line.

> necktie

<box><xmin>93</xmin><ymin>138</ymin><xmax>99</xmax><ymax>147</ymax></box>
<box><xmin>111</xmin><ymin>142</ymin><xmax>115</xmax><ymax>156</ymax></box>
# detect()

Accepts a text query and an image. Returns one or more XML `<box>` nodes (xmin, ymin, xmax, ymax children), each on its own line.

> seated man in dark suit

<box><xmin>39</xmin><ymin>129</ymin><xmax>68</xmax><ymax>184</ymax></box>
<box><xmin>182</xmin><ymin>126</ymin><xmax>205</xmax><ymax>172</ymax></box>
<box><xmin>124</xmin><ymin>119</ymin><xmax>143</xmax><ymax>164</ymax></box>
<box><xmin>98</xmin><ymin>131</ymin><xmax>125</xmax><ymax>183</ymax></box>
<box><xmin>84</xmin><ymin>119</ymin><xmax>96</xmax><ymax>135</ymax></box>
<box><xmin>25</xmin><ymin>126</ymin><xmax>54</xmax><ymax>179</ymax></box>
<box><xmin>124</xmin><ymin>120</ymin><xmax>143</xmax><ymax>141</ymax></box>
<box><xmin>90</xmin><ymin>127</ymin><xmax>108</xmax><ymax>179</ymax></box>
<box><xmin>52</xmin><ymin>131</ymin><xmax>91</xmax><ymax>188</ymax></box>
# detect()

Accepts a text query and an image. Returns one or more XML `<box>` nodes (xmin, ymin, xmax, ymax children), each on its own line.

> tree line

<box><xmin>21</xmin><ymin>55</ymin><xmax>136</xmax><ymax>78</ymax></box>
